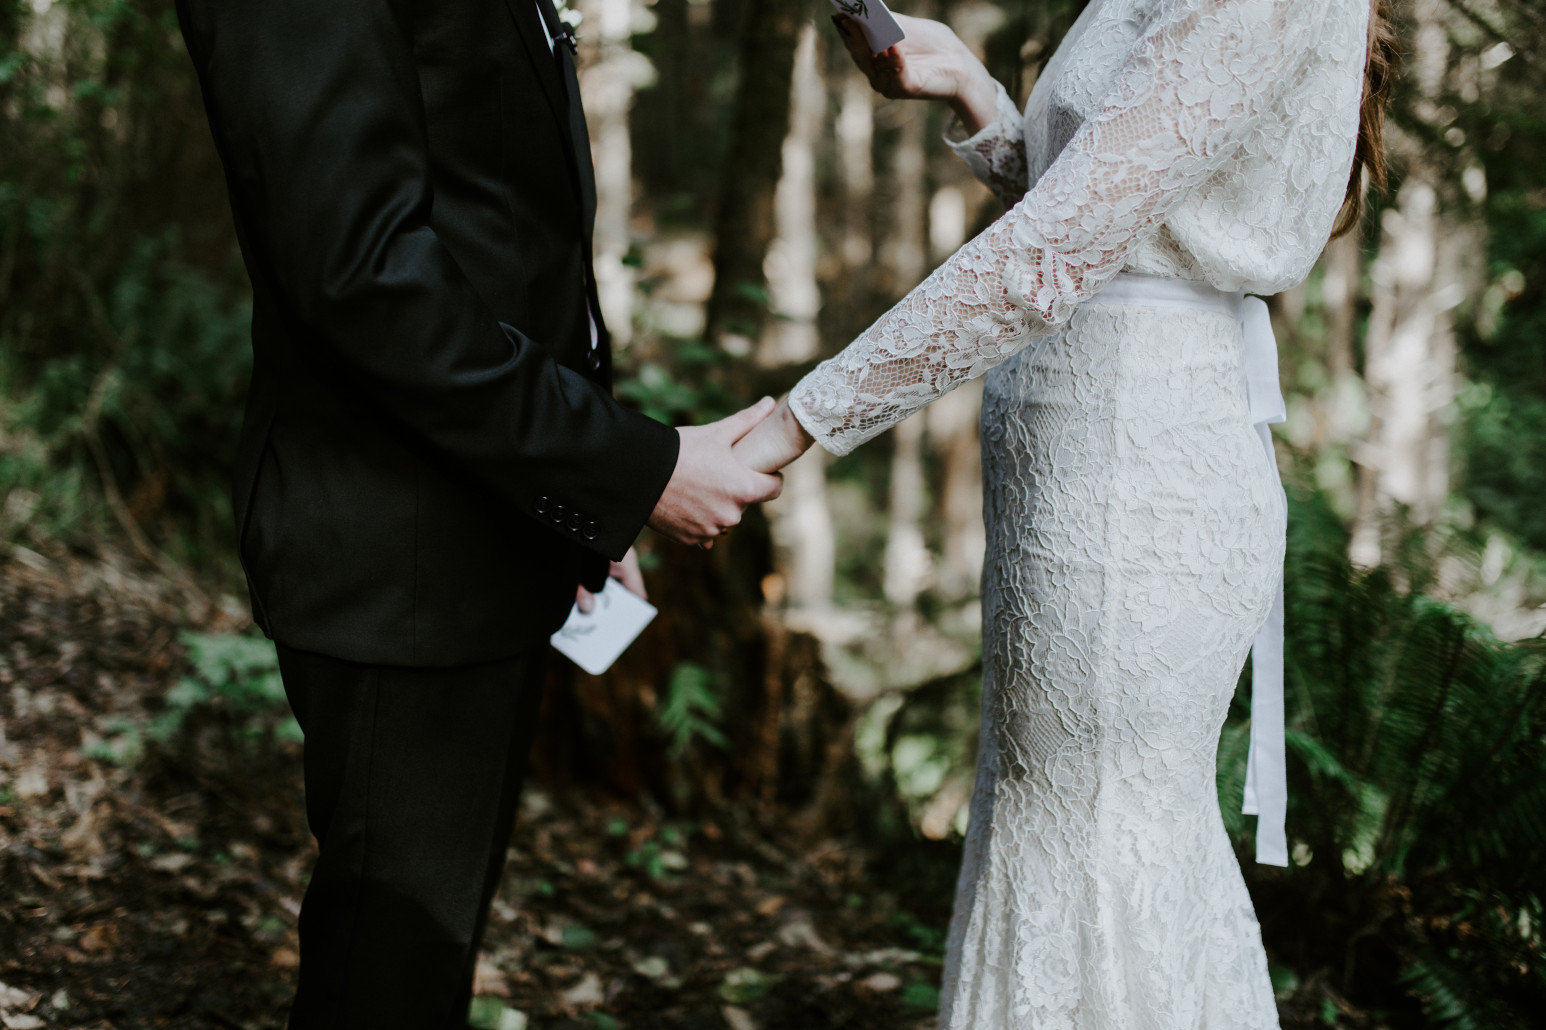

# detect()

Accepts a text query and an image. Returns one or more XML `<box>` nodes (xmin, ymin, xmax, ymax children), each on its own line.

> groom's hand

<box><xmin>576</xmin><ymin>547</ymin><xmax>646</xmax><ymax>614</ymax></box>
<box><xmin>647</xmin><ymin>398</ymin><xmax>785</xmax><ymax>548</ymax></box>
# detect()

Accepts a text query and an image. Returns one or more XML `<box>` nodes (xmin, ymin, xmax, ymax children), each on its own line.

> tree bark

<box><xmin>702</xmin><ymin>0</ymin><xmax>810</xmax><ymax>350</ymax></box>
<box><xmin>578</xmin><ymin>0</ymin><xmax>652</xmax><ymax>348</ymax></box>
<box><xmin>930</xmin><ymin>381</ymin><xmax>985</xmax><ymax>601</ymax></box>
<box><xmin>878</xmin><ymin>81</ymin><xmax>932</xmax><ymax>614</ymax></box>
<box><xmin>1350</xmin><ymin>0</ymin><xmax>1480</xmax><ymax>565</ymax></box>
<box><xmin>762</xmin><ymin>26</ymin><xmax>837</xmax><ymax>612</ymax></box>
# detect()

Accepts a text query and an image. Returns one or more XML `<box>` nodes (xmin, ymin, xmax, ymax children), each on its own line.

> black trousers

<box><xmin>275</xmin><ymin>643</ymin><xmax>547</xmax><ymax>1030</ymax></box>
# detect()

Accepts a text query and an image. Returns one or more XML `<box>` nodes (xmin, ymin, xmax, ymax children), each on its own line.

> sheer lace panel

<box><xmin>790</xmin><ymin>0</ymin><xmax>1323</xmax><ymax>455</ymax></box>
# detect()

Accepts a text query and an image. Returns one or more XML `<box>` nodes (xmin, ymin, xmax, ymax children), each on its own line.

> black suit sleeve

<box><xmin>178</xmin><ymin>0</ymin><xmax>677</xmax><ymax>561</ymax></box>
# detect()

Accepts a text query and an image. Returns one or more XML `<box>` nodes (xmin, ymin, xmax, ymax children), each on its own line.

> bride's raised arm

<box><xmin>789</xmin><ymin>0</ymin><xmax>1324</xmax><ymax>456</ymax></box>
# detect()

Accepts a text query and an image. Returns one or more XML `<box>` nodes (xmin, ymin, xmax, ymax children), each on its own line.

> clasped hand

<box><xmin>645</xmin><ymin>395</ymin><xmax>812</xmax><ymax>550</ymax></box>
<box><xmin>585</xmin><ymin>396</ymin><xmax>811</xmax><ymax>610</ymax></box>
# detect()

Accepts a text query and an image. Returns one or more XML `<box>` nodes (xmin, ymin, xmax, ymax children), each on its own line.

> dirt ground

<box><xmin>0</xmin><ymin>554</ymin><xmax>954</xmax><ymax>1030</ymax></box>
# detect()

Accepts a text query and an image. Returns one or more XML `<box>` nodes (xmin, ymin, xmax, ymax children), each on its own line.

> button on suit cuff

<box><xmin>578</xmin><ymin>408</ymin><xmax>680</xmax><ymax>561</ymax></box>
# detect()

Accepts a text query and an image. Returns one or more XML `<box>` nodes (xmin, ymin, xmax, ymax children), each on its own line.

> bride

<box><xmin>734</xmin><ymin>0</ymin><xmax>1394</xmax><ymax>1025</ymax></box>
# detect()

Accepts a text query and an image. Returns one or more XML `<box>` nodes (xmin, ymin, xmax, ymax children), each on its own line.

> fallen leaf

<box><xmin>776</xmin><ymin>917</ymin><xmax>830</xmax><ymax>954</ymax></box>
<box><xmin>754</xmin><ymin>895</ymin><xmax>785</xmax><ymax>917</ymax></box>
<box><xmin>0</xmin><ymin>984</ymin><xmax>36</xmax><ymax>1010</ymax></box>
<box><xmin>717</xmin><ymin>968</ymin><xmax>773</xmax><ymax>1006</ymax></box>
<box><xmin>14</xmin><ymin>765</ymin><xmax>48</xmax><ymax>800</ymax></box>
<box><xmin>149</xmin><ymin>852</ymin><xmax>193</xmax><ymax>873</ymax></box>
<box><xmin>2</xmin><ymin>1015</ymin><xmax>45</xmax><ymax>1030</ymax></box>
<box><xmin>722</xmin><ymin>1006</ymin><xmax>757</xmax><ymax>1030</ymax></box>
<box><xmin>559</xmin><ymin>924</ymin><xmax>597</xmax><ymax>950</ymax></box>
<box><xmin>631</xmin><ymin>956</ymin><xmax>669</xmax><ymax>980</ymax></box>
<box><xmin>59</xmin><ymin>801</ymin><xmax>104</xmax><ymax>856</ymax></box>
<box><xmin>561</xmin><ymin>972</ymin><xmax>605</xmax><ymax>1007</ymax></box>
<box><xmin>859</xmin><ymin>972</ymin><xmax>902</xmax><ymax>992</ymax></box>
<box><xmin>78</xmin><ymin>922</ymin><xmax>118</xmax><ymax>953</ymax></box>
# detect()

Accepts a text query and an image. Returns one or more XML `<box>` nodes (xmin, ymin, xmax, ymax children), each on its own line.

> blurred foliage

<box><xmin>88</xmin><ymin>629</ymin><xmax>297</xmax><ymax>767</ymax></box>
<box><xmin>657</xmin><ymin>661</ymin><xmax>731</xmax><ymax>757</ymax></box>
<box><xmin>1432</xmin><ymin>1</ymin><xmax>1546</xmax><ymax>552</ymax></box>
<box><xmin>1250</xmin><ymin>485</ymin><xmax>1544</xmax><ymax>1025</ymax></box>
<box><xmin>0</xmin><ymin>0</ymin><xmax>251</xmax><ymax>576</ymax></box>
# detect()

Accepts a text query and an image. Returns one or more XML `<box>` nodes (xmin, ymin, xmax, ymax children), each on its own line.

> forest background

<box><xmin>1</xmin><ymin>0</ymin><xmax>1543</xmax><ymax>1028</ymax></box>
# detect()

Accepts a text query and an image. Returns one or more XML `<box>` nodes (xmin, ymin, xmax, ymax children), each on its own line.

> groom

<box><xmin>175</xmin><ymin>0</ymin><xmax>781</xmax><ymax>1026</ymax></box>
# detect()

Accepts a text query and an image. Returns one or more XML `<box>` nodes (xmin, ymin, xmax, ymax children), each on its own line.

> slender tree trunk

<box><xmin>578</xmin><ymin>0</ymin><xmax>651</xmax><ymax>348</ymax></box>
<box><xmin>884</xmin><ymin>415</ymin><xmax>931</xmax><ymax>610</ymax></box>
<box><xmin>762</xmin><ymin>25</ymin><xmax>836</xmax><ymax>612</ymax></box>
<box><xmin>703</xmin><ymin>0</ymin><xmax>809</xmax><ymax>350</ymax></box>
<box><xmin>1323</xmin><ymin>231</ymin><xmax>1361</xmax><ymax>380</ymax></box>
<box><xmin>1351</xmin><ymin>0</ymin><xmax>1479</xmax><ymax>565</ymax></box>
<box><xmin>835</xmin><ymin>68</ymin><xmax>876</xmax><ymax>328</ymax></box>
<box><xmin>930</xmin><ymin>381</ymin><xmax>985</xmax><ymax>600</ymax></box>
<box><xmin>886</xmin><ymin>106</ymin><xmax>930</xmax><ymax>289</ymax></box>
<box><xmin>879</xmin><ymin>93</ymin><xmax>932</xmax><ymax>615</ymax></box>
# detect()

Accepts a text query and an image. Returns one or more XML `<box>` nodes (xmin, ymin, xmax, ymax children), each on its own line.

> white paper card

<box><xmin>829</xmin><ymin>0</ymin><xmax>906</xmax><ymax>53</ymax></box>
<box><xmin>550</xmin><ymin>578</ymin><xmax>658</xmax><ymax>676</ymax></box>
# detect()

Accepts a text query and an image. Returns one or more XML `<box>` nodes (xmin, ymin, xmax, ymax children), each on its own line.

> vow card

<box><xmin>550</xmin><ymin>577</ymin><xmax>658</xmax><ymax>676</ymax></box>
<box><xmin>829</xmin><ymin>0</ymin><xmax>906</xmax><ymax>53</ymax></box>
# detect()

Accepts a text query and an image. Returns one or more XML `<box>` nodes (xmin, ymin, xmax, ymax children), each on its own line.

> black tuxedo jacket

<box><xmin>176</xmin><ymin>0</ymin><xmax>679</xmax><ymax>667</ymax></box>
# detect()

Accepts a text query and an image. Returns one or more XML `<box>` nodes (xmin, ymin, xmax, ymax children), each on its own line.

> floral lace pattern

<box><xmin>945</xmin><ymin>305</ymin><xmax>1286</xmax><ymax>1027</ymax></box>
<box><xmin>788</xmin><ymin>0</ymin><xmax>1366</xmax><ymax>455</ymax></box>
<box><xmin>787</xmin><ymin>0</ymin><xmax>1369</xmax><ymax>1026</ymax></box>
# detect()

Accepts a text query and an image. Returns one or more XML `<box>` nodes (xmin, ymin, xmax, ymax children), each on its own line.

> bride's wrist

<box><xmin>778</xmin><ymin>397</ymin><xmax>815</xmax><ymax>453</ymax></box>
<box><xmin>947</xmin><ymin>64</ymin><xmax>997</xmax><ymax>137</ymax></box>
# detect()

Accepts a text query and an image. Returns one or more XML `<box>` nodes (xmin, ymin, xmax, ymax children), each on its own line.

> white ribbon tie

<box><xmin>1086</xmin><ymin>274</ymin><xmax>1289</xmax><ymax>867</ymax></box>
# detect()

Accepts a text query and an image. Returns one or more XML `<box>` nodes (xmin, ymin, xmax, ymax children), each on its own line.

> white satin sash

<box><xmin>1083</xmin><ymin>272</ymin><xmax>1289</xmax><ymax>867</ymax></box>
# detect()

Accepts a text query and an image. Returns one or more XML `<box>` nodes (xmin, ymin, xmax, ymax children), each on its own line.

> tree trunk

<box><xmin>878</xmin><ymin>86</ymin><xmax>932</xmax><ymax>615</ymax></box>
<box><xmin>702</xmin><ymin>0</ymin><xmax>810</xmax><ymax>350</ymax></box>
<box><xmin>884</xmin><ymin>415</ymin><xmax>931</xmax><ymax>612</ymax></box>
<box><xmin>577</xmin><ymin>0</ymin><xmax>650</xmax><ymax>348</ymax></box>
<box><xmin>1350</xmin><ymin>0</ymin><xmax>1479</xmax><ymax>565</ymax></box>
<box><xmin>762</xmin><ymin>25</ymin><xmax>836</xmax><ymax>612</ymax></box>
<box><xmin>834</xmin><ymin>68</ymin><xmax>876</xmax><ymax>329</ymax></box>
<box><xmin>930</xmin><ymin>381</ymin><xmax>985</xmax><ymax>601</ymax></box>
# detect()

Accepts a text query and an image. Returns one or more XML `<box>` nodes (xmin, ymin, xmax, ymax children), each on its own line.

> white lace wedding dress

<box><xmin>787</xmin><ymin>0</ymin><xmax>1370</xmax><ymax>1025</ymax></box>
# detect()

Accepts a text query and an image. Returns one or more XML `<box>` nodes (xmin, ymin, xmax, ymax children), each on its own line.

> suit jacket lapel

<box><xmin>504</xmin><ymin>0</ymin><xmax>599</xmax><ymax>226</ymax></box>
<box><xmin>503</xmin><ymin>0</ymin><xmax>574</xmax><ymax>151</ymax></box>
<box><xmin>504</xmin><ymin>0</ymin><xmax>607</xmax><ymax>348</ymax></box>
<box><xmin>555</xmin><ymin>32</ymin><xmax>598</xmax><ymax>238</ymax></box>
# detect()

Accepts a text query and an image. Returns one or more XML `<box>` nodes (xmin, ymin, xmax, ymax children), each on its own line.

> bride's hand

<box><xmin>832</xmin><ymin>13</ymin><xmax>997</xmax><ymax>134</ymax></box>
<box><xmin>731</xmin><ymin>396</ymin><xmax>815</xmax><ymax>475</ymax></box>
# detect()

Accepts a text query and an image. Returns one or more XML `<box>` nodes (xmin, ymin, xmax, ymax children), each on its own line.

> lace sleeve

<box><xmin>790</xmin><ymin>0</ymin><xmax>1320</xmax><ymax>456</ymax></box>
<box><xmin>944</xmin><ymin>78</ymin><xmax>1032</xmax><ymax>207</ymax></box>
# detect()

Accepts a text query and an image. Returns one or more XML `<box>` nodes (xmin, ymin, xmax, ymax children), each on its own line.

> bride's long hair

<box><xmin>1331</xmin><ymin>0</ymin><xmax>1399</xmax><ymax>238</ymax></box>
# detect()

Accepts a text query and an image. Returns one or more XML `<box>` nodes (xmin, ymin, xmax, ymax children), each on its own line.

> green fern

<box><xmin>1226</xmin><ymin>486</ymin><xmax>1546</xmax><ymax>1024</ymax></box>
<box><xmin>657</xmin><ymin>662</ymin><xmax>730</xmax><ymax>757</ymax></box>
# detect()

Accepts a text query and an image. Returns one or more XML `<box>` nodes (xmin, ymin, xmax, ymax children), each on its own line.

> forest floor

<box><xmin>0</xmin><ymin>552</ymin><xmax>955</xmax><ymax>1030</ymax></box>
